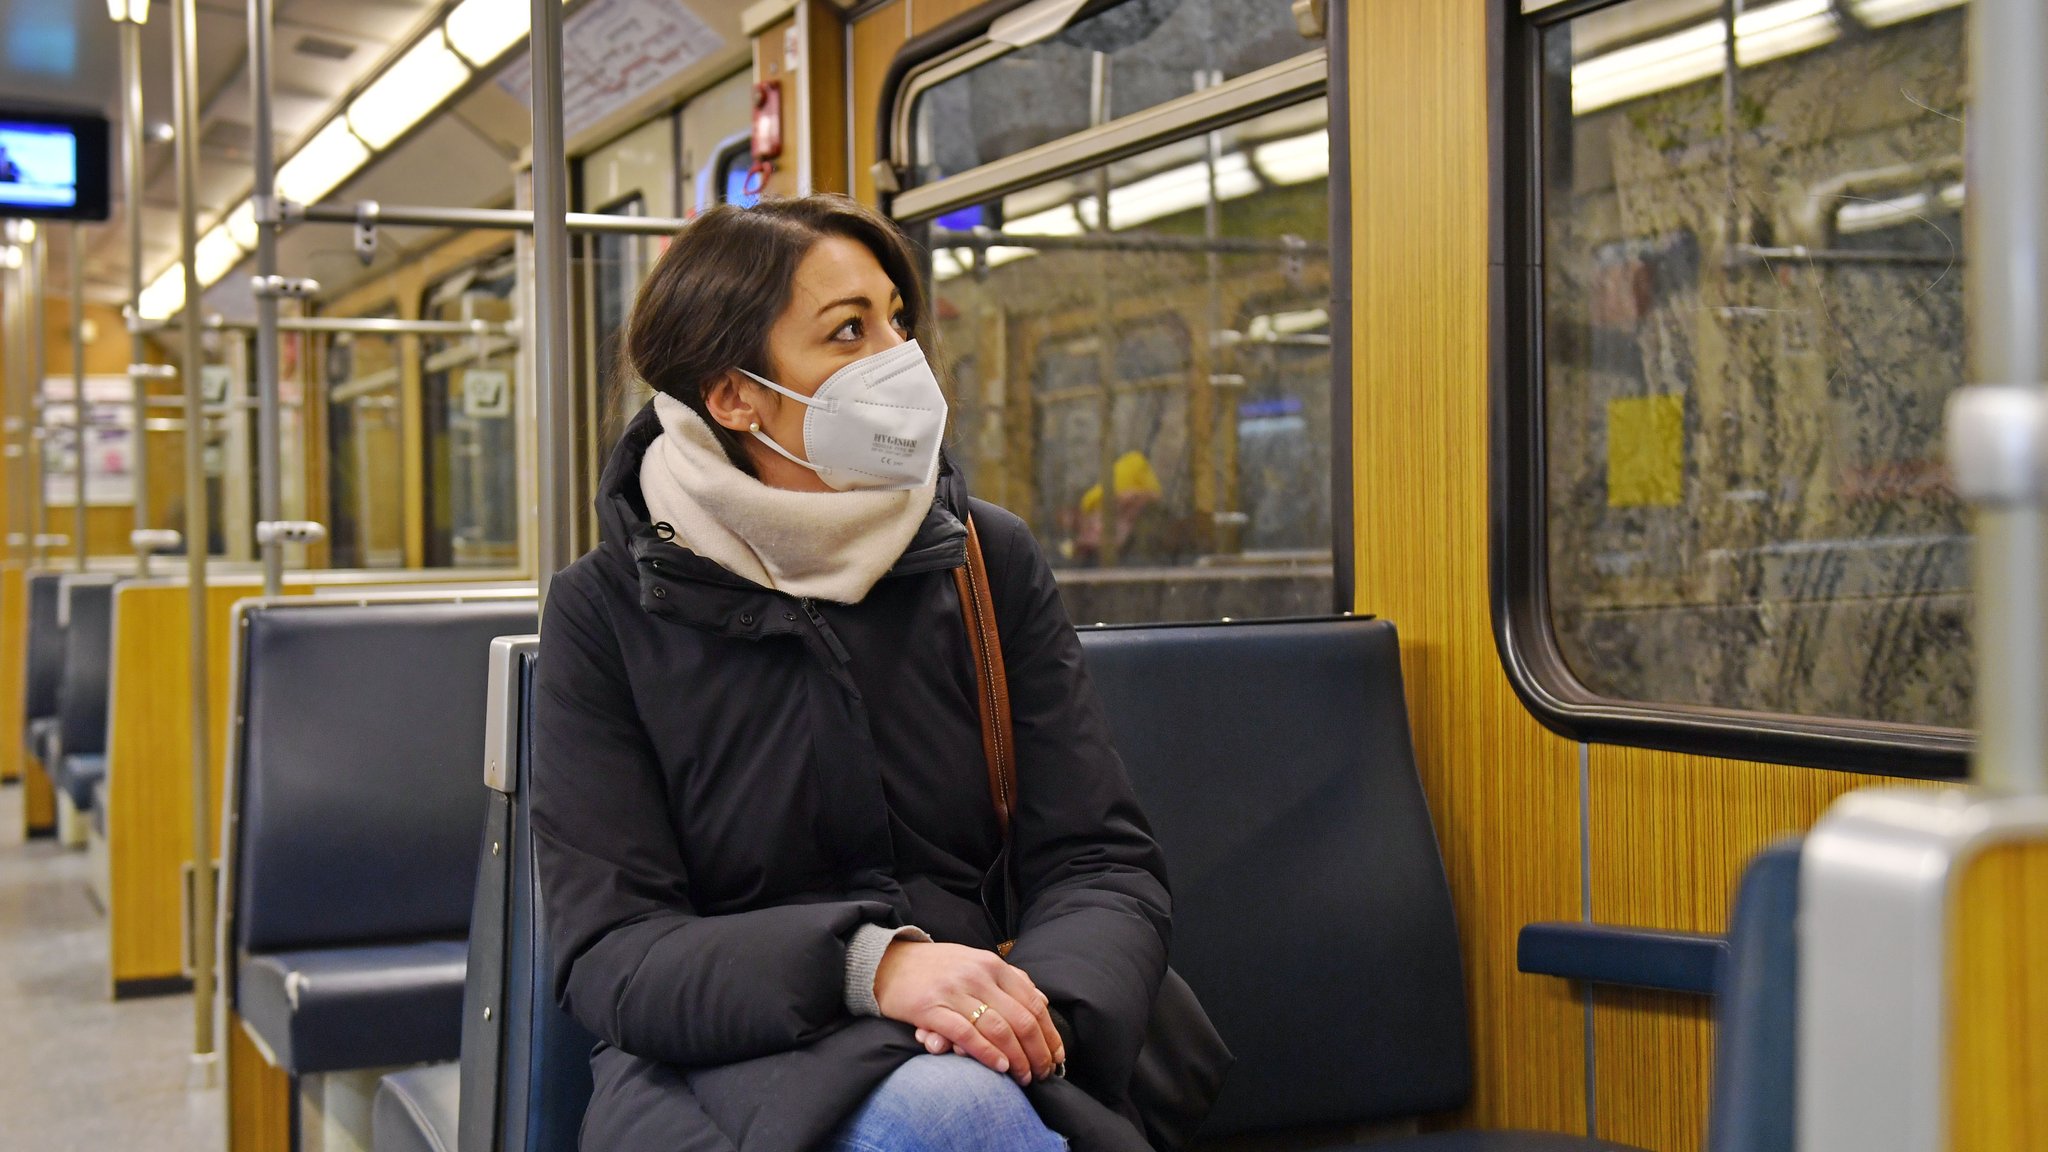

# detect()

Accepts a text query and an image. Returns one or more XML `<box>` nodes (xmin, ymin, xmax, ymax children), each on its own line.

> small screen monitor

<box><xmin>0</xmin><ymin>109</ymin><xmax>109</xmax><ymax>222</ymax></box>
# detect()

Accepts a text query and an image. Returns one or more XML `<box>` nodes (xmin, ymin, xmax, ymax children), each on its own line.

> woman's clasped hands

<box><xmin>872</xmin><ymin>939</ymin><xmax>1066</xmax><ymax>1086</ymax></box>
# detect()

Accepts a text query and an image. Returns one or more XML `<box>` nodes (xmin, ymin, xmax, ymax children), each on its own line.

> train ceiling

<box><xmin>0</xmin><ymin>0</ymin><xmax>747</xmax><ymax>314</ymax></box>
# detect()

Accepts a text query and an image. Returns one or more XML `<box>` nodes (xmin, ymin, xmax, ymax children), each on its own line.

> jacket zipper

<box><xmin>800</xmin><ymin>598</ymin><xmax>852</xmax><ymax>665</ymax></box>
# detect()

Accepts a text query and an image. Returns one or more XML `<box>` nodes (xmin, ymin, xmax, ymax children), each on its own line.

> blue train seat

<box><xmin>1704</xmin><ymin>840</ymin><xmax>1802</xmax><ymax>1152</ymax></box>
<box><xmin>21</xmin><ymin>572</ymin><xmax>65</xmax><ymax>771</ymax></box>
<box><xmin>373</xmin><ymin>637</ymin><xmax>594</xmax><ymax>1152</ymax></box>
<box><xmin>49</xmin><ymin>577</ymin><xmax>116</xmax><ymax>813</ymax></box>
<box><xmin>380</xmin><ymin>619</ymin><xmax>1656</xmax><ymax>1152</ymax></box>
<box><xmin>225</xmin><ymin>596</ymin><xmax>537</xmax><ymax>1078</ymax></box>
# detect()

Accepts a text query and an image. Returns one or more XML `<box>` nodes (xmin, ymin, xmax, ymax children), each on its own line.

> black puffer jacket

<box><xmin>533</xmin><ymin>404</ymin><xmax>1171</xmax><ymax>1151</ymax></box>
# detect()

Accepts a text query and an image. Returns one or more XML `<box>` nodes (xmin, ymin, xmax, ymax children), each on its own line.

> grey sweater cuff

<box><xmin>844</xmin><ymin>923</ymin><xmax>932</xmax><ymax>1017</ymax></box>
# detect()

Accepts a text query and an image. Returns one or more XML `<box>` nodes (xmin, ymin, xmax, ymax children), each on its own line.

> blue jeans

<box><xmin>823</xmin><ymin>1054</ymin><xmax>1068</xmax><ymax>1152</ymax></box>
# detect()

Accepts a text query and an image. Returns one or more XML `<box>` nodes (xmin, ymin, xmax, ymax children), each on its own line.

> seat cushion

<box><xmin>238</xmin><ymin>940</ymin><xmax>467</xmax><ymax>1075</ymax></box>
<box><xmin>373</xmin><ymin>1062</ymin><xmax>460</xmax><ymax>1152</ymax></box>
<box><xmin>1353</xmin><ymin>1132</ymin><xmax>1648</xmax><ymax>1151</ymax></box>
<box><xmin>55</xmin><ymin>755</ymin><xmax>105</xmax><ymax>811</ymax></box>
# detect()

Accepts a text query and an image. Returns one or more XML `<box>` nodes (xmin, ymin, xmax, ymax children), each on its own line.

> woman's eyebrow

<box><xmin>813</xmin><ymin>290</ymin><xmax>904</xmax><ymax>318</ymax></box>
<box><xmin>814</xmin><ymin>294</ymin><xmax>870</xmax><ymax>317</ymax></box>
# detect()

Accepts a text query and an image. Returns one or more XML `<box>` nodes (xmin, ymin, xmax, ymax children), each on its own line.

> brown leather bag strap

<box><xmin>953</xmin><ymin>514</ymin><xmax>1016</xmax><ymax>841</ymax></box>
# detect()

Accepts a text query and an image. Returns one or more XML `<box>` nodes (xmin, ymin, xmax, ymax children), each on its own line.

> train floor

<box><xmin>0</xmin><ymin>782</ymin><xmax>225</xmax><ymax>1152</ymax></box>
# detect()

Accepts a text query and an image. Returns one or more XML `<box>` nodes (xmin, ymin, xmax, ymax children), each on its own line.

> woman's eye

<box><xmin>891</xmin><ymin>312</ymin><xmax>909</xmax><ymax>333</ymax></box>
<box><xmin>832</xmin><ymin>318</ymin><xmax>861</xmax><ymax>341</ymax></box>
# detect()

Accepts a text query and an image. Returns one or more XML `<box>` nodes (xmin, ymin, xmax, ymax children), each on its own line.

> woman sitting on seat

<box><xmin>533</xmin><ymin>194</ymin><xmax>1212</xmax><ymax>1152</ymax></box>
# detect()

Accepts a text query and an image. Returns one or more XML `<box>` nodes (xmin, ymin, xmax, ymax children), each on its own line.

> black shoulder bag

<box><xmin>952</xmin><ymin>515</ymin><xmax>1233</xmax><ymax>1152</ymax></box>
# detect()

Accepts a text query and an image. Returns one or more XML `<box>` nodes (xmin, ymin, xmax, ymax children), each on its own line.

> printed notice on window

<box><xmin>497</xmin><ymin>0</ymin><xmax>726</xmax><ymax>140</ymax></box>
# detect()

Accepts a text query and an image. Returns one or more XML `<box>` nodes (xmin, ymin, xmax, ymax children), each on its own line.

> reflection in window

<box><xmin>1540</xmin><ymin>0</ymin><xmax>1968</xmax><ymax>727</ymax></box>
<box><xmin>589</xmin><ymin>197</ymin><xmax>656</xmax><ymax>461</ymax></box>
<box><xmin>423</xmin><ymin>252</ymin><xmax>521</xmax><ymax>569</ymax></box>
<box><xmin>324</xmin><ymin>322</ymin><xmax>406</xmax><ymax>569</ymax></box>
<box><xmin>910</xmin><ymin>0</ymin><xmax>1312</xmax><ymax>187</ymax></box>
<box><xmin>716</xmin><ymin>139</ymin><xmax>760</xmax><ymax>208</ymax></box>
<box><xmin>921</xmin><ymin>98</ymin><xmax>1332</xmax><ymax>624</ymax></box>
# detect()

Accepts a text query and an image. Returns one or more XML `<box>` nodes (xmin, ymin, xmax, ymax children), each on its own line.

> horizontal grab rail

<box><xmin>1517</xmin><ymin>921</ymin><xmax>1727</xmax><ymax>995</ymax></box>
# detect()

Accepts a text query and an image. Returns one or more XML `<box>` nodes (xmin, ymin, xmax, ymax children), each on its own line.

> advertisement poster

<box><xmin>41</xmin><ymin>375</ymin><xmax>135</xmax><ymax>506</ymax></box>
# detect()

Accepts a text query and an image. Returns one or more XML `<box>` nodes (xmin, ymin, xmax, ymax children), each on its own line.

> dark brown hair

<box><xmin>627</xmin><ymin>194</ymin><xmax>931</xmax><ymax>472</ymax></box>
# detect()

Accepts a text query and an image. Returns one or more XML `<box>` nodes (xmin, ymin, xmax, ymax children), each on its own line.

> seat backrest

<box><xmin>461</xmin><ymin>638</ymin><xmax>596</xmax><ymax>1152</ymax></box>
<box><xmin>55</xmin><ymin>576</ymin><xmax>117</xmax><ymax>758</ymax></box>
<box><xmin>230</xmin><ymin>597</ymin><xmax>538</xmax><ymax>955</ymax></box>
<box><xmin>1076</xmin><ymin>617</ymin><xmax>1471</xmax><ymax>1137</ymax></box>
<box><xmin>23</xmin><ymin>573</ymin><xmax>65</xmax><ymax>723</ymax></box>
<box><xmin>1705</xmin><ymin>838</ymin><xmax>1803</xmax><ymax>1152</ymax></box>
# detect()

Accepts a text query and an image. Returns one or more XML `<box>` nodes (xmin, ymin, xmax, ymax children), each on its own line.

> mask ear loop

<box><xmin>747</xmin><ymin>420</ymin><xmax>823</xmax><ymax>473</ymax></box>
<box><xmin>736</xmin><ymin>367</ymin><xmax>835</xmax><ymax>412</ymax></box>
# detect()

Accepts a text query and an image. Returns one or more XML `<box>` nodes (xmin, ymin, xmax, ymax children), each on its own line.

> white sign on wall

<box><xmin>497</xmin><ymin>0</ymin><xmax>726</xmax><ymax>140</ymax></box>
<box><xmin>41</xmin><ymin>375</ymin><xmax>136</xmax><ymax>507</ymax></box>
<box><xmin>462</xmin><ymin>369</ymin><xmax>512</xmax><ymax>419</ymax></box>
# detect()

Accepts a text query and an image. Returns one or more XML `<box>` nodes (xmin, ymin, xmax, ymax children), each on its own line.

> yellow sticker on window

<box><xmin>1606</xmin><ymin>395</ymin><xmax>1684</xmax><ymax>507</ymax></box>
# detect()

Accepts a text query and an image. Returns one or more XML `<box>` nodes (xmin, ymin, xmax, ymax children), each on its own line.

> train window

<box><xmin>1507</xmin><ymin>0</ymin><xmax>1970</xmax><ymax>768</ymax></box>
<box><xmin>422</xmin><ymin>252</ymin><xmax>521</xmax><ymax>569</ymax></box>
<box><xmin>323</xmin><ymin>320</ymin><xmax>407</xmax><ymax>569</ymax></box>
<box><xmin>913</xmin><ymin>93</ymin><xmax>1334</xmax><ymax>625</ymax></box>
<box><xmin>713</xmin><ymin>136</ymin><xmax>759</xmax><ymax>208</ymax></box>
<box><xmin>901</xmin><ymin>0</ymin><xmax>1314</xmax><ymax>189</ymax></box>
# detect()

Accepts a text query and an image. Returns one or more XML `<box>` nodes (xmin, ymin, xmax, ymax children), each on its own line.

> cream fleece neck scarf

<box><xmin>638</xmin><ymin>394</ymin><xmax>936</xmax><ymax>604</ymax></box>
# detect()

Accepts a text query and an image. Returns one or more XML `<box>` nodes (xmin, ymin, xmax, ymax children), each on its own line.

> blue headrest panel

<box><xmin>56</xmin><ymin>580</ymin><xmax>115</xmax><ymax>758</ymax></box>
<box><xmin>23</xmin><ymin>574</ymin><xmax>65</xmax><ymax>721</ymax></box>
<box><xmin>234</xmin><ymin>600</ymin><xmax>538</xmax><ymax>953</ymax></box>
<box><xmin>1075</xmin><ymin>617</ymin><xmax>1472</xmax><ymax>1136</ymax></box>
<box><xmin>1706</xmin><ymin>838</ymin><xmax>1803</xmax><ymax>1152</ymax></box>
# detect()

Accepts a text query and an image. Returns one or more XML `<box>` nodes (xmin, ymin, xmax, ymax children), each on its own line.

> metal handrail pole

<box><xmin>282</xmin><ymin>199</ymin><xmax>689</xmax><ymax>237</ymax></box>
<box><xmin>121</xmin><ymin>17</ymin><xmax>149</xmax><ymax>574</ymax></box>
<box><xmin>1959</xmin><ymin>0</ymin><xmax>2048</xmax><ymax>795</ymax></box>
<box><xmin>29</xmin><ymin>233</ymin><xmax>47</xmax><ymax>567</ymax></box>
<box><xmin>250</xmin><ymin>0</ymin><xmax>283</xmax><ymax>596</ymax></box>
<box><xmin>176</xmin><ymin>315</ymin><xmax>515</xmax><ymax>336</ymax></box>
<box><xmin>531</xmin><ymin>0</ymin><xmax>574</xmax><ymax>603</ymax></box>
<box><xmin>172</xmin><ymin>0</ymin><xmax>218</xmax><ymax>1075</ymax></box>
<box><xmin>69</xmin><ymin>226</ymin><xmax>84</xmax><ymax>572</ymax></box>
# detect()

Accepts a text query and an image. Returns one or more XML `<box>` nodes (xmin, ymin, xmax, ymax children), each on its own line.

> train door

<box><xmin>422</xmin><ymin>252</ymin><xmax>522</xmax><ymax>569</ymax></box>
<box><xmin>322</xmin><ymin>316</ymin><xmax>407</xmax><ymax>569</ymax></box>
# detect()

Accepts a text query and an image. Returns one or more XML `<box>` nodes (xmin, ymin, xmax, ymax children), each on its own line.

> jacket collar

<box><xmin>595</xmin><ymin>401</ymin><xmax>971</xmax><ymax>628</ymax></box>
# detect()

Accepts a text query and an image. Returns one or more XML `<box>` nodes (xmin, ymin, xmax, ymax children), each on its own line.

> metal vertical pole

<box><xmin>249</xmin><ymin>0</ymin><xmax>282</xmax><ymax>596</ymax></box>
<box><xmin>121</xmin><ymin>18</ymin><xmax>149</xmax><ymax>571</ymax></box>
<box><xmin>29</xmin><ymin>233</ymin><xmax>47</xmax><ymax>566</ymax></box>
<box><xmin>1951</xmin><ymin>0</ymin><xmax>2048</xmax><ymax>796</ymax></box>
<box><xmin>69</xmin><ymin>226</ymin><xmax>85</xmax><ymax>572</ymax></box>
<box><xmin>5</xmin><ymin>250</ymin><xmax>25</xmax><ymax>563</ymax></box>
<box><xmin>172</xmin><ymin>0</ymin><xmax>217</xmax><ymax>1073</ymax></box>
<box><xmin>532</xmin><ymin>0</ymin><xmax>574</xmax><ymax>602</ymax></box>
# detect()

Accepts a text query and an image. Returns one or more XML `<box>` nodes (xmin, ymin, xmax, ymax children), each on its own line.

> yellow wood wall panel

<box><xmin>1591</xmin><ymin>990</ymin><xmax>1714</xmax><ymax>1152</ymax></box>
<box><xmin>1950</xmin><ymin>838</ymin><xmax>2048</xmax><ymax>1152</ymax></box>
<box><xmin>1587</xmin><ymin>747</ymin><xmax>1945</xmax><ymax>1150</ymax></box>
<box><xmin>1</xmin><ymin>565</ymin><xmax>23</xmax><ymax>782</ymax></box>
<box><xmin>43</xmin><ymin>505</ymin><xmax>135</xmax><ymax>557</ymax></box>
<box><xmin>909</xmin><ymin>0</ymin><xmax>980</xmax><ymax>36</ymax></box>
<box><xmin>849</xmin><ymin>3</ymin><xmax>908</xmax><ymax>207</ymax></box>
<box><xmin>1349</xmin><ymin>0</ymin><xmax>1584</xmax><ymax>1133</ymax></box>
<box><xmin>227</xmin><ymin>1012</ymin><xmax>291</xmax><ymax>1152</ymax></box>
<box><xmin>106</xmin><ymin>580</ymin><xmax>310</xmax><ymax>986</ymax></box>
<box><xmin>23</xmin><ymin>745</ymin><xmax>55</xmax><ymax>833</ymax></box>
<box><xmin>807</xmin><ymin>1</ymin><xmax>850</xmax><ymax>196</ymax></box>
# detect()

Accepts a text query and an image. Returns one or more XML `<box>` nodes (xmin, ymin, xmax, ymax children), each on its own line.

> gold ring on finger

<box><xmin>968</xmin><ymin>1002</ymin><xmax>991</xmax><ymax>1024</ymax></box>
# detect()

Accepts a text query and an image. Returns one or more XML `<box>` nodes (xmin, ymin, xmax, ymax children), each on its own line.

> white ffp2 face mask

<box><xmin>738</xmin><ymin>339</ymin><xmax>949</xmax><ymax>491</ymax></box>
